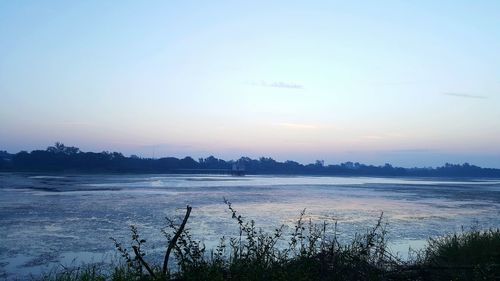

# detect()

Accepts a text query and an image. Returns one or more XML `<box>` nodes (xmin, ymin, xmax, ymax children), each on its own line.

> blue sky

<box><xmin>1</xmin><ymin>1</ymin><xmax>499</xmax><ymax>167</ymax></box>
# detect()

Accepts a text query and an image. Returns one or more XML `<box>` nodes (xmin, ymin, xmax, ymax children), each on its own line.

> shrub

<box><xmin>37</xmin><ymin>202</ymin><xmax>500</xmax><ymax>281</ymax></box>
<box><xmin>418</xmin><ymin>229</ymin><xmax>500</xmax><ymax>280</ymax></box>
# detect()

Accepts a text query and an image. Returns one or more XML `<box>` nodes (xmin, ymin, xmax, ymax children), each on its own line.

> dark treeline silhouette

<box><xmin>1</xmin><ymin>143</ymin><xmax>499</xmax><ymax>177</ymax></box>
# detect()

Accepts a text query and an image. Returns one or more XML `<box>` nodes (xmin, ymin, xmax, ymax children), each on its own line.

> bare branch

<box><xmin>132</xmin><ymin>246</ymin><xmax>156</xmax><ymax>278</ymax></box>
<box><xmin>163</xmin><ymin>205</ymin><xmax>192</xmax><ymax>274</ymax></box>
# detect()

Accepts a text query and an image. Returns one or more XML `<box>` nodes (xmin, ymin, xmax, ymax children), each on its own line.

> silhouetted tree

<box><xmin>2</xmin><ymin>144</ymin><xmax>499</xmax><ymax>177</ymax></box>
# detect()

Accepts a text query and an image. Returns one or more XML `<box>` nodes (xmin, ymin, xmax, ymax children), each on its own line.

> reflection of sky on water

<box><xmin>1</xmin><ymin>173</ymin><xmax>499</xmax><ymax>279</ymax></box>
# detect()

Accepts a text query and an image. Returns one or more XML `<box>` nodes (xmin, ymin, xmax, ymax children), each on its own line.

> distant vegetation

<box><xmin>1</xmin><ymin>142</ymin><xmax>500</xmax><ymax>177</ymax></box>
<box><xmin>39</xmin><ymin>202</ymin><xmax>500</xmax><ymax>281</ymax></box>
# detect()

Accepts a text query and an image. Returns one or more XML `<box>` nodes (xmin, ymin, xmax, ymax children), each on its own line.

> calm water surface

<box><xmin>1</xmin><ymin>173</ymin><xmax>500</xmax><ymax>279</ymax></box>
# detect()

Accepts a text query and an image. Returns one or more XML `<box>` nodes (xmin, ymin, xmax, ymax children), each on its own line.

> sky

<box><xmin>1</xmin><ymin>1</ymin><xmax>499</xmax><ymax>168</ymax></box>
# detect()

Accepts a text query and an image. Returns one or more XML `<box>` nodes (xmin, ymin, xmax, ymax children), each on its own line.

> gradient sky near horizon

<box><xmin>1</xmin><ymin>1</ymin><xmax>499</xmax><ymax>167</ymax></box>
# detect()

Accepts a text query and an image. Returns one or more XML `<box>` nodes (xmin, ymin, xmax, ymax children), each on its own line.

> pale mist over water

<box><xmin>1</xmin><ymin>173</ymin><xmax>500</xmax><ymax>279</ymax></box>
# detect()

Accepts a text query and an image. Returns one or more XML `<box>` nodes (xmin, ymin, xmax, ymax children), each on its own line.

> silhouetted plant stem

<box><xmin>163</xmin><ymin>205</ymin><xmax>192</xmax><ymax>274</ymax></box>
<box><xmin>132</xmin><ymin>246</ymin><xmax>156</xmax><ymax>278</ymax></box>
<box><xmin>106</xmin><ymin>203</ymin><xmax>499</xmax><ymax>281</ymax></box>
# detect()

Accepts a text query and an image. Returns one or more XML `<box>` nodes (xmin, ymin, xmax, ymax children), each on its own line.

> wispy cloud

<box><xmin>385</xmin><ymin>148</ymin><xmax>438</xmax><ymax>154</ymax></box>
<box><xmin>57</xmin><ymin>122</ymin><xmax>93</xmax><ymax>126</ymax></box>
<box><xmin>252</xmin><ymin>80</ymin><xmax>304</xmax><ymax>89</ymax></box>
<box><xmin>359</xmin><ymin>132</ymin><xmax>406</xmax><ymax>141</ymax></box>
<box><xmin>360</xmin><ymin>135</ymin><xmax>384</xmax><ymax>140</ymax></box>
<box><xmin>443</xmin><ymin>92</ymin><xmax>487</xmax><ymax>99</ymax></box>
<box><xmin>274</xmin><ymin>122</ymin><xmax>318</xmax><ymax>129</ymax></box>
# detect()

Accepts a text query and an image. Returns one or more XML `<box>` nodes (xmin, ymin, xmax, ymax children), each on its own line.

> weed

<box><xmin>36</xmin><ymin>201</ymin><xmax>500</xmax><ymax>281</ymax></box>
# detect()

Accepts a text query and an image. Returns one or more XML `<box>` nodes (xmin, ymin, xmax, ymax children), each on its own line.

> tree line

<box><xmin>1</xmin><ymin>142</ymin><xmax>499</xmax><ymax>177</ymax></box>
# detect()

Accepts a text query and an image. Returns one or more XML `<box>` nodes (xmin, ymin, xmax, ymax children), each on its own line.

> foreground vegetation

<box><xmin>38</xmin><ymin>202</ymin><xmax>499</xmax><ymax>281</ymax></box>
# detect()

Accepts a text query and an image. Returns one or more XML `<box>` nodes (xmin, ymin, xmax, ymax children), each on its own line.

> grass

<box><xmin>417</xmin><ymin>228</ymin><xmax>500</xmax><ymax>280</ymax></box>
<box><xmin>34</xmin><ymin>201</ymin><xmax>500</xmax><ymax>281</ymax></box>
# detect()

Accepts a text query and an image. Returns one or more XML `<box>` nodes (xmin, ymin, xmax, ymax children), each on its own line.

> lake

<box><xmin>1</xmin><ymin>173</ymin><xmax>500</xmax><ymax>279</ymax></box>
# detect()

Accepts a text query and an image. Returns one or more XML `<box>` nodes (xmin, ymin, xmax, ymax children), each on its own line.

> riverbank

<box><xmin>37</xmin><ymin>204</ymin><xmax>500</xmax><ymax>281</ymax></box>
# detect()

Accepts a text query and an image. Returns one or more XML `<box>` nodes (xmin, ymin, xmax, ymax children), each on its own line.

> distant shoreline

<box><xmin>0</xmin><ymin>170</ymin><xmax>500</xmax><ymax>181</ymax></box>
<box><xmin>2</xmin><ymin>143</ymin><xmax>500</xmax><ymax>178</ymax></box>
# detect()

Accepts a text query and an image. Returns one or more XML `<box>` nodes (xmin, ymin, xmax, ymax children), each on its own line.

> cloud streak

<box><xmin>253</xmin><ymin>81</ymin><xmax>304</xmax><ymax>89</ymax></box>
<box><xmin>274</xmin><ymin>122</ymin><xmax>318</xmax><ymax>129</ymax></box>
<box><xmin>443</xmin><ymin>92</ymin><xmax>487</xmax><ymax>99</ymax></box>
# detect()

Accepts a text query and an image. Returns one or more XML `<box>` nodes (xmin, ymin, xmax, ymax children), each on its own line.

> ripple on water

<box><xmin>1</xmin><ymin>174</ymin><xmax>499</xmax><ymax>278</ymax></box>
